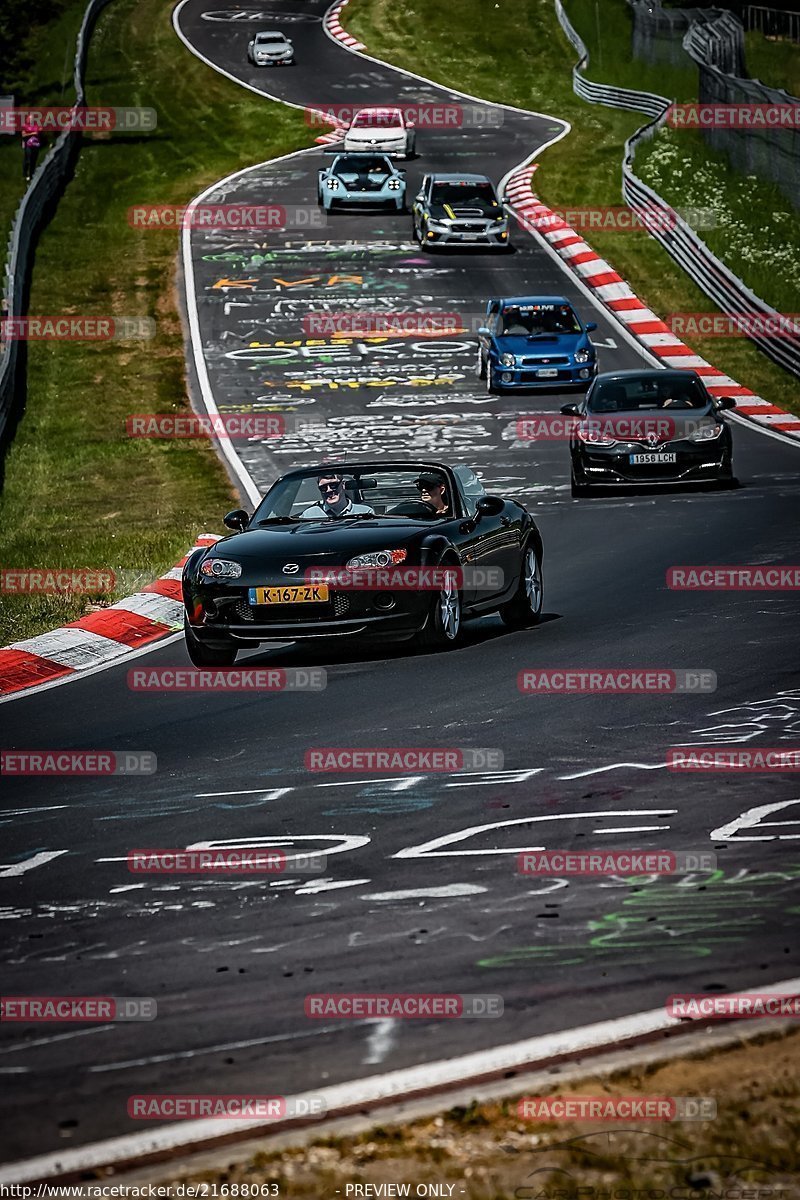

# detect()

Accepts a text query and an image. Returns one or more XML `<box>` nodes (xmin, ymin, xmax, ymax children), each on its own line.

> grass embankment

<box><xmin>0</xmin><ymin>0</ymin><xmax>317</xmax><ymax>646</ymax></box>
<box><xmin>157</xmin><ymin>1029</ymin><xmax>800</xmax><ymax>1196</ymax></box>
<box><xmin>345</xmin><ymin>0</ymin><xmax>800</xmax><ymax>416</ymax></box>
<box><xmin>745</xmin><ymin>29</ymin><xmax>800</xmax><ymax>97</ymax></box>
<box><xmin>0</xmin><ymin>0</ymin><xmax>90</xmax><ymax>259</ymax></box>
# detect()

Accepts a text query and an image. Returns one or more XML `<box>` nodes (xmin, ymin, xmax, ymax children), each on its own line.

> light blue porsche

<box><xmin>317</xmin><ymin>152</ymin><xmax>407</xmax><ymax>213</ymax></box>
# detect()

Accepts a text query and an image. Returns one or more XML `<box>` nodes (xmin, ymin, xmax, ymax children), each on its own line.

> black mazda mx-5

<box><xmin>561</xmin><ymin>368</ymin><xmax>736</xmax><ymax>496</ymax></box>
<box><xmin>182</xmin><ymin>461</ymin><xmax>543</xmax><ymax>665</ymax></box>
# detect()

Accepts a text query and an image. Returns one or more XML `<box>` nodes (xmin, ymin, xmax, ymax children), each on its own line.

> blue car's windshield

<box><xmin>335</xmin><ymin>157</ymin><xmax>390</xmax><ymax>175</ymax></box>
<box><xmin>499</xmin><ymin>304</ymin><xmax>581</xmax><ymax>336</ymax></box>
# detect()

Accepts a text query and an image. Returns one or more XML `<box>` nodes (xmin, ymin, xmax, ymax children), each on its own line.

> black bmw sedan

<box><xmin>561</xmin><ymin>369</ymin><xmax>736</xmax><ymax>496</ymax></box>
<box><xmin>182</xmin><ymin>461</ymin><xmax>544</xmax><ymax>666</ymax></box>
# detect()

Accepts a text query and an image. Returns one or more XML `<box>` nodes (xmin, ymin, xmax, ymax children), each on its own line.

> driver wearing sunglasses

<box><xmin>300</xmin><ymin>473</ymin><xmax>374</xmax><ymax>519</ymax></box>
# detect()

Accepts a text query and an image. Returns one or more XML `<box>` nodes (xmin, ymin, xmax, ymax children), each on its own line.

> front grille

<box><xmin>333</xmin><ymin>592</ymin><xmax>350</xmax><ymax>617</ymax></box>
<box><xmin>453</xmin><ymin>222</ymin><xmax>486</xmax><ymax>232</ymax></box>
<box><xmin>520</xmin><ymin>356</ymin><xmax>570</xmax><ymax>366</ymax></box>
<box><xmin>234</xmin><ymin>599</ymin><xmax>254</xmax><ymax>622</ymax></box>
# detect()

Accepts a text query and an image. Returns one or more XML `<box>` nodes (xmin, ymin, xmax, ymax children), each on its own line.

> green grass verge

<box><xmin>344</xmin><ymin>0</ymin><xmax>800</xmax><ymax>416</ymax></box>
<box><xmin>0</xmin><ymin>0</ymin><xmax>318</xmax><ymax>646</ymax></box>
<box><xmin>745</xmin><ymin>29</ymin><xmax>800</xmax><ymax>97</ymax></box>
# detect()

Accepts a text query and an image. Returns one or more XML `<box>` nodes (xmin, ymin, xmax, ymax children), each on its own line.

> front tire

<box><xmin>417</xmin><ymin>568</ymin><xmax>462</xmax><ymax>649</ymax></box>
<box><xmin>184</xmin><ymin>618</ymin><xmax>238</xmax><ymax>667</ymax></box>
<box><xmin>500</xmin><ymin>543</ymin><xmax>543</xmax><ymax>628</ymax></box>
<box><xmin>570</xmin><ymin>463</ymin><xmax>591</xmax><ymax>497</ymax></box>
<box><xmin>486</xmin><ymin>362</ymin><xmax>500</xmax><ymax>394</ymax></box>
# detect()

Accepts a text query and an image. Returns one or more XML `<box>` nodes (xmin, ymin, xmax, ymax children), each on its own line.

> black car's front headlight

<box><xmin>346</xmin><ymin>550</ymin><xmax>407</xmax><ymax>569</ymax></box>
<box><xmin>688</xmin><ymin>423</ymin><xmax>724</xmax><ymax>442</ymax></box>
<box><xmin>200</xmin><ymin>558</ymin><xmax>242</xmax><ymax>578</ymax></box>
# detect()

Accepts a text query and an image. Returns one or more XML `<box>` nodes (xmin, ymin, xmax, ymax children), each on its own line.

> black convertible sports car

<box><xmin>182</xmin><ymin>461</ymin><xmax>543</xmax><ymax>665</ymax></box>
<box><xmin>561</xmin><ymin>368</ymin><xmax>736</xmax><ymax>496</ymax></box>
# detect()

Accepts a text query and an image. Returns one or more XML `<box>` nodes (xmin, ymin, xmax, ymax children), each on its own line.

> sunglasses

<box><xmin>319</xmin><ymin>482</ymin><xmax>341</xmax><ymax>494</ymax></box>
<box><xmin>416</xmin><ymin>481</ymin><xmax>440</xmax><ymax>491</ymax></box>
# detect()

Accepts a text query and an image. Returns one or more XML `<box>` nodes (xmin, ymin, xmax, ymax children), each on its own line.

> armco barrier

<box><xmin>553</xmin><ymin>0</ymin><xmax>800</xmax><ymax>381</ymax></box>
<box><xmin>0</xmin><ymin>0</ymin><xmax>112</xmax><ymax>454</ymax></box>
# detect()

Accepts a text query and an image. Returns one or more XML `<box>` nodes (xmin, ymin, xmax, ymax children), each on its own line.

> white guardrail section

<box><xmin>553</xmin><ymin>0</ymin><xmax>800</xmax><ymax>380</ymax></box>
<box><xmin>0</xmin><ymin>0</ymin><xmax>113</xmax><ymax>447</ymax></box>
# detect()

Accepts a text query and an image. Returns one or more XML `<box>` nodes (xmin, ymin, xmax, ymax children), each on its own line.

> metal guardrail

<box><xmin>745</xmin><ymin>5</ymin><xmax>800</xmax><ymax>42</ymax></box>
<box><xmin>552</xmin><ymin>0</ymin><xmax>800</xmax><ymax>381</ymax></box>
<box><xmin>0</xmin><ymin>0</ymin><xmax>112</xmax><ymax>452</ymax></box>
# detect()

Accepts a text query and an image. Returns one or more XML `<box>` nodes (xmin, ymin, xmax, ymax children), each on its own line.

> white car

<box><xmin>247</xmin><ymin>31</ymin><xmax>294</xmax><ymax>66</ymax></box>
<box><xmin>342</xmin><ymin>107</ymin><xmax>416</xmax><ymax>159</ymax></box>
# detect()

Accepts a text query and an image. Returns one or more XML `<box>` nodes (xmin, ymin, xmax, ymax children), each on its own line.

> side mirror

<box><xmin>477</xmin><ymin>326</ymin><xmax>491</xmax><ymax>336</ymax></box>
<box><xmin>414</xmin><ymin>192</ymin><xmax>424</xmax><ymax>203</ymax></box>
<box><xmin>223</xmin><ymin>509</ymin><xmax>249</xmax><ymax>532</ymax></box>
<box><xmin>476</xmin><ymin>495</ymin><xmax>505</xmax><ymax>517</ymax></box>
<box><xmin>716</xmin><ymin>396</ymin><xmax>736</xmax><ymax>410</ymax></box>
<box><xmin>560</xmin><ymin>403</ymin><xmax>582</xmax><ymax>416</ymax></box>
<box><xmin>586</xmin><ymin>321</ymin><xmax>598</xmax><ymax>332</ymax></box>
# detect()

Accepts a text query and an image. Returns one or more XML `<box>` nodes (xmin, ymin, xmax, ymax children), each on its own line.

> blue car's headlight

<box><xmin>200</xmin><ymin>558</ymin><xmax>242</xmax><ymax>579</ymax></box>
<box><xmin>326</xmin><ymin>178</ymin><xmax>340</xmax><ymax>190</ymax></box>
<box><xmin>574</xmin><ymin>348</ymin><xmax>593</xmax><ymax>363</ymax></box>
<box><xmin>346</xmin><ymin>550</ymin><xmax>408</xmax><ymax>569</ymax></box>
<box><xmin>500</xmin><ymin>353</ymin><xmax>516</xmax><ymax>368</ymax></box>
<box><xmin>388</xmin><ymin>179</ymin><xmax>402</xmax><ymax>190</ymax></box>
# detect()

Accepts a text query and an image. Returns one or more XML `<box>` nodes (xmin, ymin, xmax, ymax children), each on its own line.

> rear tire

<box><xmin>184</xmin><ymin>618</ymin><xmax>238</xmax><ymax>667</ymax></box>
<box><xmin>417</xmin><ymin>567</ymin><xmax>462</xmax><ymax>649</ymax></box>
<box><xmin>500</xmin><ymin>543</ymin><xmax>543</xmax><ymax>628</ymax></box>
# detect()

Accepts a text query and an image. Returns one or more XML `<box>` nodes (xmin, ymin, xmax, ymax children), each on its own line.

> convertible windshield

<box><xmin>351</xmin><ymin>110</ymin><xmax>403</xmax><ymax>128</ymax></box>
<box><xmin>335</xmin><ymin>156</ymin><xmax>390</xmax><ymax>175</ymax></box>
<box><xmin>431</xmin><ymin>182</ymin><xmax>498</xmax><ymax>207</ymax></box>
<box><xmin>252</xmin><ymin>467</ymin><xmax>458</xmax><ymax>522</ymax></box>
<box><xmin>499</xmin><ymin>304</ymin><xmax>581</xmax><ymax>336</ymax></box>
<box><xmin>588</xmin><ymin>374</ymin><xmax>710</xmax><ymax>412</ymax></box>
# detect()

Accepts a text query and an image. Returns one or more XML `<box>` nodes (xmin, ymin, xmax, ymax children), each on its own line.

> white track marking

<box><xmin>0</xmin><ymin>851</ymin><xmax>67</xmax><ymax>878</ymax></box>
<box><xmin>5</xmin><ymin>977</ymin><xmax>800</xmax><ymax>1183</ymax></box>
<box><xmin>394</xmin><ymin>810</ymin><xmax>676</xmax><ymax>858</ymax></box>
<box><xmin>710</xmin><ymin>799</ymin><xmax>800</xmax><ymax>842</ymax></box>
<box><xmin>363</xmin><ymin>1018</ymin><xmax>396</xmax><ymax>1065</ymax></box>
<box><xmin>360</xmin><ymin>884</ymin><xmax>487</xmax><ymax>900</ymax></box>
<box><xmin>558</xmin><ymin>762</ymin><xmax>667</xmax><ymax>779</ymax></box>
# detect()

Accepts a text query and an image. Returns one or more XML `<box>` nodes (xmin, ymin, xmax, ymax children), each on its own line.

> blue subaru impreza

<box><xmin>477</xmin><ymin>296</ymin><xmax>598</xmax><ymax>392</ymax></box>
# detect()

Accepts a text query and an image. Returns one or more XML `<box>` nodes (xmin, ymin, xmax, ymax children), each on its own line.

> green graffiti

<box><xmin>478</xmin><ymin>865</ymin><xmax>800</xmax><ymax>969</ymax></box>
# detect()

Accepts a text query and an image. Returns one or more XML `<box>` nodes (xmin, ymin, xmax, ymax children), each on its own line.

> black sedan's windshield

<box><xmin>588</xmin><ymin>375</ymin><xmax>710</xmax><ymax>412</ymax></box>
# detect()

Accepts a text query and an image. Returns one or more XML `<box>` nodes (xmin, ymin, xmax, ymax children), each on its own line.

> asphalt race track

<box><xmin>1</xmin><ymin>0</ymin><xmax>800</xmax><ymax>1167</ymax></box>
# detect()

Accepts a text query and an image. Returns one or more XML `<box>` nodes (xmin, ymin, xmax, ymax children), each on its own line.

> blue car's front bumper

<box><xmin>489</xmin><ymin>360</ymin><xmax>597</xmax><ymax>388</ymax></box>
<box><xmin>323</xmin><ymin>189</ymin><xmax>405</xmax><ymax>210</ymax></box>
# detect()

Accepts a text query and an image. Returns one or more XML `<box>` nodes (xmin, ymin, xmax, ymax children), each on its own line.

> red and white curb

<box><xmin>0</xmin><ymin>535</ymin><xmax>220</xmax><ymax>698</ymax></box>
<box><xmin>505</xmin><ymin>166</ymin><xmax>800</xmax><ymax>441</ymax></box>
<box><xmin>323</xmin><ymin>0</ymin><xmax>365</xmax><ymax>51</ymax></box>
